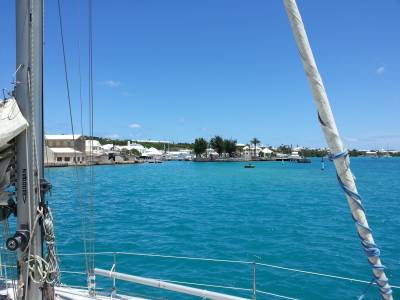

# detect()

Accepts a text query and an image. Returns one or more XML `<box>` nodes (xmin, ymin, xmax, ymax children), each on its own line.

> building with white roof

<box><xmin>261</xmin><ymin>147</ymin><xmax>273</xmax><ymax>155</ymax></box>
<box><xmin>119</xmin><ymin>141</ymin><xmax>146</xmax><ymax>153</ymax></box>
<box><xmin>85</xmin><ymin>140</ymin><xmax>104</xmax><ymax>154</ymax></box>
<box><xmin>45</xmin><ymin>134</ymin><xmax>86</xmax><ymax>165</ymax></box>
<box><xmin>140</xmin><ymin>147</ymin><xmax>163</xmax><ymax>159</ymax></box>
<box><xmin>243</xmin><ymin>145</ymin><xmax>263</xmax><ymax>158</ymax></box>
<box><xmin>102</xmin><ymin>144</ymin><xmax>119</xmax><ymax>151</ymax></box>
<box><xmin>45</xmin><ymin>134</ymin><xmax>85</xmax><ymax>153</ymax></box>
<box><xmin>45</xmin><ymin>147</ymin><xmax>85</xmax><ymax>165</ymax></box>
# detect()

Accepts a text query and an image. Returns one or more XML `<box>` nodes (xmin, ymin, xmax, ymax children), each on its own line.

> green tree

<box><xmin>277</xmin><ymin>144</ymin><xmax>292</xmax><ymax>154</ymax></box>
<box><xmin>193</xmin><ymin>138</ymin><xmax>208</xmax><ymax>158</ymax></box>
<box><xmin>130</xmin><ymin>149</ymin><xmax>141</xmax><ymax>157</ymax></box>
<box><xmin>250</xmin><ymin>137</ymin><xmax>260</xmax><ymax>157</ymax></box>
<box><xmin>210</xmin><ymin>136</ymin><xmax>224</xmax><ymax>157</ymax></box>
<box><xmin>223</xmin><ymin>139</ymin><xmax>237</xmax><ymax>157</ymax></box>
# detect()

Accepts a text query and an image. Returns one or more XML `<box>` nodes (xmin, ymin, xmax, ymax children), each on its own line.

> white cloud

<box><xmin>102</xmin><ymin>80</ymin><xmax>121</xmax><ymax>88</ymax></box>
<box><xmin>376</xmin><ymin>66</ymin><xmax>385</xmax><ymax>75</ymax></box>
<box><xmin>129</xmin><ymin>123</ymin><xmax>141</xmax><ymax>129</ymax></box>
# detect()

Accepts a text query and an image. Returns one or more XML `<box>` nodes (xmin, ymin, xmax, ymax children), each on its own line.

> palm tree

<box><xmin>223</xmin><ymin>139</ymin><xmax>237</xmax><ymax>157</ymax></box>
<box><xmin>210</xmin><ymin>136</ymin><xmax>224</xmax><ymax>157</ymax></box>
<box><xmin>193</xmin><ymin>138</ymin><xmax>208</xmax><ymax>158</ymax></box>
<box><xmin>250</xmin><ymin>137</ymin><xmax>260</xmax><ymax>158</ymax></box>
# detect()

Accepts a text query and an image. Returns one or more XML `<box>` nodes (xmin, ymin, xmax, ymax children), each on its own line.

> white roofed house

<box><xmin>119</xmin><ymin>141</ymin><xmax>146</xmax><ymax>154</ymax></box>
<box><xmin>45</xmin><ymin>134</ymin><xmax>86</xmax><ymax>166</ymax></box>
<box><xmin>260</xmin><ymin>147</ymin><xmax>274</xmax><ymax>157</ymax></box>
<box><xmin>102</xmin><ymin>144</ymin><xmax>121</xmax><ymax>152</ymax></box>
<box><xmin>85</xmin><ymin>139</ymin><xmax>112</xmax><ymax>164</ymax></box>
<box><xmin>206</xmin><ymin>148</ymin><xmax>219</xmax><ymax>158</ymax></box>
<box><xmin>85</xmin><ymin>139</ymin><xmax>104</xmax><ymax>154</ymax></box>
<box><xmin>45</xmin><ymin>147</ymin><xmax>85</xmax><ymax>165</ymax></box>
<box><xmin>242</xmin><ymin>145</ymin><xmax>262</xmax><ymax>158</ymax></box>
<box><xmin>140</xmin><ymin>147</ymin><xmax>163</xmax><ymax>160</ymax></box>
<box><xmin>45</xmin><ymin>134</ymin><xmax>85</xmax><ymax>151</ymax></box>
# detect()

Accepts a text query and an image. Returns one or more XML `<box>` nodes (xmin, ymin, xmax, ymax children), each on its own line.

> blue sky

<box><xmin>1</xmin><ymin>1</ymin><xmax>399</xmax><ymax>149</ymax></box>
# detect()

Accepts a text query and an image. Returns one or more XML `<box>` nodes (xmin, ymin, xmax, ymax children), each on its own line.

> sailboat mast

<box><xmin>283</xmin><ymin>1</ymin><xmax>393</xmax><ymax>299</ymax></box>
<box><xmin>14</xmin><ymin>0</ymin><xmax>44</xmax><ymax>299</ymax></box>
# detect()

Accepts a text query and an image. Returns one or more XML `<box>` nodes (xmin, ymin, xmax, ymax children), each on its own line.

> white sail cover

<box><xmin>0</xmin><ymin>98</ymin><xmax>28</xmax><ymax>205</ymax></box>
<box><xmin>0</xmin><ymin>97</ymin><xmax>28</xmax><ymax>151</ymax></box>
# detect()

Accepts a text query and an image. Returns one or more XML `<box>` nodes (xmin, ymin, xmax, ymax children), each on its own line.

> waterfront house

<box><xmin>165</xmin><ymin>149</ymin><xmax>193</xmax><ymax>160</ymax></box>
<box><xmin>140</xmin><ymin>147</ymin><xmax>163</xmax><ymax>159</ymax></box>
<box><xmin>206</xmin><ymin>148</ymin><xmax>219</xmax><ymax>158</ymax></box>
<box><xmin>45</xmin><ymin>134</ymin><xmax>85</xmax><ymax>152</ymax></box>
<box><xmin>45</xmin><ymin>147</ymin><xmax>85</xmax><ymax>165</ymax></box>
<box><xmin>45</xmin><ymin>134</ymin><xmax>85</xmax><ymax>165</ymax></box>
<box><xmin>102</xmin><ymin>144</ymin><xmax>120</xmax><ymax>152</ymax></box>
<box><xmin>243</xmin><ymin>145</ymin><xmax>262</xmax><ymax>158</ymax></box>
<box><xmin>260</xmin><ymin>147</ymin><xmax>274</xmax><ymax>157</ymax></box>
<box><xmin>365</xmin><ymin>150</ymin><xmax>378</xmax><ymax>157</ymax></box>
<box><xmin>85</xmin><ymin>139</ymin><xmax>104</xmax><ymax>154</ymax></box>
<box><xmin>119</xmin><ymin>141</ymin><xmax>146</xmax><ymax>154</ymax></box>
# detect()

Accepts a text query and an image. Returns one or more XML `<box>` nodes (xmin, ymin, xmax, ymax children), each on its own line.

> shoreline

<box><xmin>44</xmin><ymin>160</ymin><xmax>145</xmax><ymax>168</ymax></box>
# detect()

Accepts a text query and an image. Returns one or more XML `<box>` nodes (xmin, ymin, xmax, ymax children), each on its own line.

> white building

<box><xmin>45</xmin><ymin>134</ymin><xmax>86</xmax><ymax>165</ymax></box>
<box><xmin>102</xmin><ymin>144</ymin><xmax>120</xmax><ymax>152</ymax></box>
<box><xmin>119</xmin><ymin>141</ymin><xmax>146</xmax><ymax>154</ymax></box>
<box><xmin>260</xmin><ymin>147</ymin><xmax>274</xmax><ymax>157</ymax></box>
<box><xmin>365</xmin><ymin>151</ymin><xmax>378</xmax><ymax>157</ymax></box>
<box><xmin>45</xmin><ymin>134</ymin><xmax>85</xmax><ymax>151</ymax></box>
<box><xmin>140</xmin><ymin>147</ymin><xmax>163</xmax><ymax>159</ymax></box>
<box><xmin>85</xmin><ymin>140</ymin><xmax>104</xmax><ymax>154</ymax></box>
<box><xmin>206</xmin><ymin>148</ymin><xmax>219</xmax><ymax>157</ymax></box>
<box><xmin>288</xmin><ymin>151</ymin><xmax>301</xmax><ymax>160</ymax></box>
<box><xmin>243</xmin><ymin>145</ymin><xmax>262</xmax><ymax>158</ymax></box>
<box><xmin>166</xmin><ymin>149</ymin><xmax>193</xmax><ymax>160</ymax></box>
<box><xmin>45</xmin><ymin>147</ymin><xmax>85</xmax><ymax>165</ymax></box>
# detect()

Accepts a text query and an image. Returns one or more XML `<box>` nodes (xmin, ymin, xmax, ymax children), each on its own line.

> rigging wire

<box><xmin>56</xmin><ymin>0</ymin><xmax>75</xmax><ymax>143</ymax></box>
<box><xmin>56</xmin><ymin>0</ymin><xmax>90</xmax><ymax>278</ymax></box>
<box><xmin>57</xmin><ymin>251</ymin><xmax>400</xmax><ymax>289</ymax></box>
<box><xmin>87</xmin><ymin>0</ymin><xmax>96</xmax><ymax>291</ymax></box>
<box><xmin>76</xmin><ymin>0</ymin><xmax>84</xmax><ymax>137</ymax></box>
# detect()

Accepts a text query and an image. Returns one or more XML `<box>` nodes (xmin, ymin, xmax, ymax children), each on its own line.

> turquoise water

<box><xmin>45</xmin><ymin>158</ymin><xmax>399</xmax><ymax>299</ymax></box>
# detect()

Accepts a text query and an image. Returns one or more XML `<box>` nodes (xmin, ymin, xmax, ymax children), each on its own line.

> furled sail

<box><xmin>0</xmin><ymin>98</ymin><xmax>29</xmax><ymax>151</ymax></box>
<box><xmin>0</xmin><ymin>98</ymin><xmax>28</xmax><ymax>218</ymax></box>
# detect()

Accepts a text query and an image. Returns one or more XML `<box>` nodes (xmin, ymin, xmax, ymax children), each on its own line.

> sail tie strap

<box><xmin>330</xmin><ymin>151</ymin><xmax>392</xmax><ymax>297</ymax></box>
<box><xmin>328</xmin><ymin>149</ymin><xmax>348</xmax><ymax>161</ymax></box>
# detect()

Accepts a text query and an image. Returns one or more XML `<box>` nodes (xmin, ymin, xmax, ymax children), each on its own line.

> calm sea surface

<box><xmin>45</xmin><ymin>158</ymin><xmax>399</xmax><ymax>299</ymax></box>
